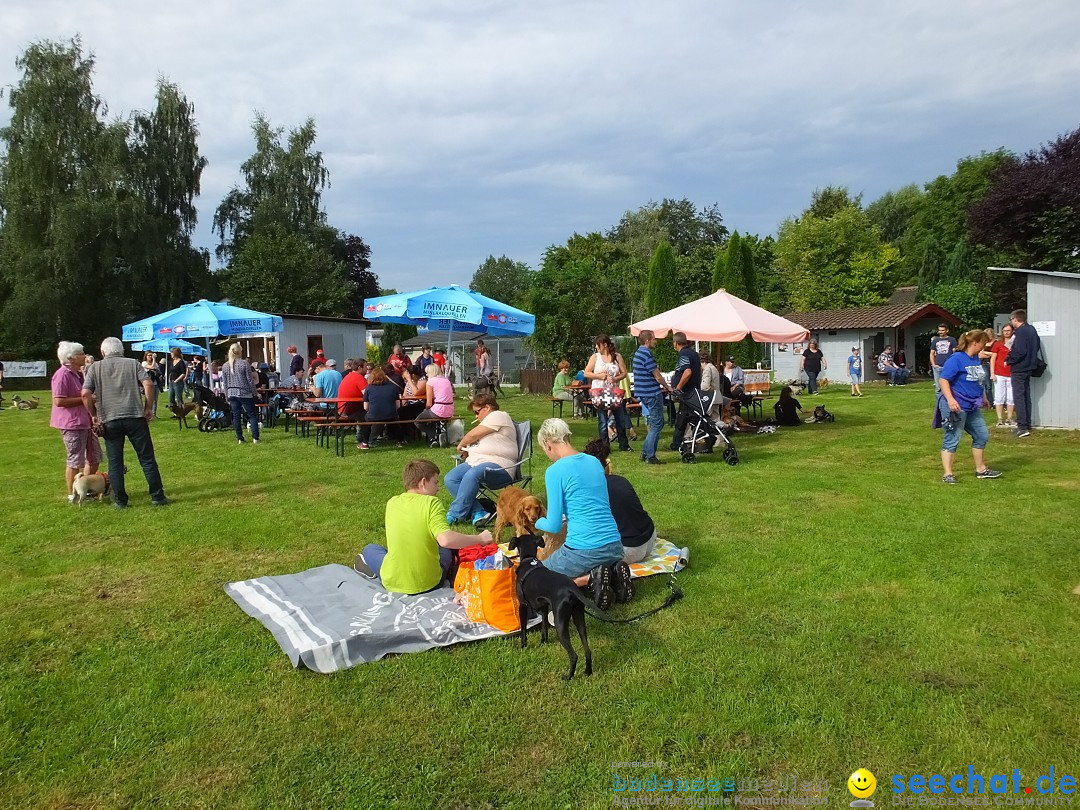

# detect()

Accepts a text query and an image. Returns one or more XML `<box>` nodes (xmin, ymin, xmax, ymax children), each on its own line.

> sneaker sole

<box><xmin>613</xmin><ymin>561</ymin><xmax>634</xmax><ymax>603</ymax></box>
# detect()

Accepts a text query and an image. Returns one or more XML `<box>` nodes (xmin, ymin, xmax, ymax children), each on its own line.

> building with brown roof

<box><xmin>769</xmin><ymin>302</ymin><xmax>961</xmax><ymax>383</ymax></box>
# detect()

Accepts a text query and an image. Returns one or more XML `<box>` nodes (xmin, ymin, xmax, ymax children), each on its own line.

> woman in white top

<box><xmin>444</xmin><ymin>393</ymin><xmax>518</xmax><ymax>525</ymax></box>
<box><xmin>583</xmin><ymin>334</ymin><xmax>631</xmax><ymax>452</ymax></box>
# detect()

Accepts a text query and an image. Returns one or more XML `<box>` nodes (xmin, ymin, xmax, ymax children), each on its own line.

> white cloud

<box><xmin>2</xmin><ymin>0</ymin><xmax>1080</xmax><ymax>289</ymax></box>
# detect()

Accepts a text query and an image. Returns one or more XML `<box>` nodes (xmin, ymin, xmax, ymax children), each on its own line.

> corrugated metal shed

<box><xmin>991</xmin><ymin>267</ymin><xmax>1079</xmax><ymax>430</ymax></box>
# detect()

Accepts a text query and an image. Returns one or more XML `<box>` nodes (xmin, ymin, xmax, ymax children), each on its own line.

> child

<box><xmin>847</xmin><ymin>347</ymin><xmax>863</xmax><ymax>397</ymax></box>
<box><xmin>773</xmin><ymin>386</ymin><xmax>806</xmax><ymax>426</ymax></box>
<box><xmin>355</xmin><ymin>459</ymin><xmax>492</xmax><ymax>594</ymax></box>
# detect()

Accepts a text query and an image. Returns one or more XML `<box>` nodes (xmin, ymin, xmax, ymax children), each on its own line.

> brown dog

<box><xmin>493</xmin><ymin>487</ymin><xmax>568</xmax><ymax>561</ymax></box>
<box><xmin>493</xmin><ymin>487</ymin><xmax>544</xmax><ymax>542</ymax></box>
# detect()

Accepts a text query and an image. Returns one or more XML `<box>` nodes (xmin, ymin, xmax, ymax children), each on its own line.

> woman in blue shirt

<box><xmin>938</xmin><ymin>330</ymin><xmax>1002</xmax><ymax>485</ymax></box>
<box><xmin>534</xmin><ymin>418</ymin><xmax>626</xmax><ymax>610</ymax></box>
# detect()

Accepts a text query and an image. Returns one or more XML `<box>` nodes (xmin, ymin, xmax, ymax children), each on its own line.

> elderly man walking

<box><xmin>82</xmin><ymin>337</ymin><xmax>169</xmax><ymax>509</ymax></box>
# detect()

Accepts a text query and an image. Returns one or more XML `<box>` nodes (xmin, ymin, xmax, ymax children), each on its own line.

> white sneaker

<box><xmin>253</xmin><ymin>439</ymin><xmax>260</xmax><ymax>445</ymax></box>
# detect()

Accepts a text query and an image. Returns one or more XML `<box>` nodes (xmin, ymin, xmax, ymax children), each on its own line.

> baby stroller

<box><xmin>191</xmin><ymin>383</ymin><xmax>232</xmax><ymax>432</ymax></box>
<box><xmin>674</xmin><ymin>390</ymin><xmax>739</xmax><ymax>465</ymax></box>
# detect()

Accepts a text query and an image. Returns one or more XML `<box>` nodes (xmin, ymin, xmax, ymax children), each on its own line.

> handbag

<box><xmin>590</xmin><ymin>386</ymin><xmax>624</xmax><ymax>411</ymax></box>
<box><xmin>453</xmin><ymin>559</ymin><xmax>520</xmax><ymax>633</ymax></box>
<box><xmin>1032</xmin><ymin>347</ymin><xmax>1048</xmax><ymax>378</ymax></box>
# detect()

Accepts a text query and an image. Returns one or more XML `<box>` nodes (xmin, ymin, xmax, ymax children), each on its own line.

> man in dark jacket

<box><xmin>1006</xmin><ymin>308</ymin><xmax>1041</xmax><ymax>438</ymax></box>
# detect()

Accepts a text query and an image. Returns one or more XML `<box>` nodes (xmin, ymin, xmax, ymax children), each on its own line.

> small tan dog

<box><xmin>13</xmin><ymin>395</ymin><xmax>40</xmax><ymax>410</ymax></box>
<box><xmin>492</xmin><ymin>486</ymin><xmax>567</xmax><ymax>560</ymax></box>
<box><xmin>72</xmin><ymin>471</ymin><xmax>110</xmax><ymax>504</ymax></box>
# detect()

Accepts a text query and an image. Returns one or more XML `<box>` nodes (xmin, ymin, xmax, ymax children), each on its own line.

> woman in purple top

<box><xmin>50</xmin><ymin>341</ymin><xmax>102</xmax><ymax>502</ymax></box>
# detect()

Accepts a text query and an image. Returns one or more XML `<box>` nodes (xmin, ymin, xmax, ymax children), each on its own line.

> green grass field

<box><xmin>1</xmin><ymin>384</ymin><xmax>1078</xmax><ymax>809</ymax></box>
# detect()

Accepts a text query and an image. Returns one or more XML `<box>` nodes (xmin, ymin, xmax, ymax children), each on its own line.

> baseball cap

<box><xmin>316</xmin><ymin>349</ymin><xmax>325</xmax><ymax>356</ymax></box>
<box><xmin>326</xmin><ymin>358</ymin><xmax>337</xmax><ymax>367</ymax></box>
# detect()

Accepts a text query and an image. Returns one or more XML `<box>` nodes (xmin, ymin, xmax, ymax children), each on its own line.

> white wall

<box><xmin>276</xmin><ymin>318</ymin><xmax>368</xmax><ymax>371</ymax></box>
<box><xmin>1027</xmin><ymin>274</ymin><xmax>1078</xmax><ymax>429</ymax></box>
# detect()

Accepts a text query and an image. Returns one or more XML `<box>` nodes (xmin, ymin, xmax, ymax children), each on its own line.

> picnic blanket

<box><xmin>498</xmin><ymin>537</ymin><xmax>689</xmax><ymax>579</ymax></box>
<box><xmin>628</xmin><ymin>538</ymin><xmax>689</xmax><ymax>578</ymax></box>
<box><xmin>225</xmin><ymin>564</ymin><xmax>524</xmax><ymax>673</ymax></box>
<box><xmin>225</xmin><ymin>542</ymin><xmax>689</xmax><ymax>674</ymax></box>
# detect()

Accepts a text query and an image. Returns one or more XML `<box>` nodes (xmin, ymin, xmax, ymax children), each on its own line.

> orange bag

<box><xmin>453</xmin><ymin>562</ymin><xmax>521</xmax><ymax>633</ymax></box>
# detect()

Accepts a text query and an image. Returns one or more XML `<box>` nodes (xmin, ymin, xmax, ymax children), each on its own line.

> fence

<box><xmin>519</xmin><ymin>369</ymin><xmax>554</xmax><ymax>394</ymax></box>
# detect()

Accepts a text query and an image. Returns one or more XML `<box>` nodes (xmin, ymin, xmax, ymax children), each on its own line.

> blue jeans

<box><xmin>444</xmin><ymin>461</ymin><xmax>514</xmax><ymax>522</ymax></box>
<box><xmin>886</xmin><ymin>367</ymin><xmax>910</xmax><ymax>385</ymax></box>
<box><xmin>362</xmin><ymin>543</ymin><xmax>454</xmax><ymax>593</ymax></box>
<box><xmin>597</xmin><ymin>406</ymin><xmax>628</xmax><ymax>450</ymax></box>
<box><xmin>102</xmin><ymin>417</ymin><xmax>166</xmax><ymax>506</ymax></box>
<box><xmin>932</xmin><ymin>366</ymin><xmax>943</xmax><ymax>392</ymax></box>
<box><xmin>638</xmin><ymin>393</ymin><xmax>664</xmax><ymax>460</ymax></box>
<box><xmin>939</xmin><ymin>400</ymin><xmax>989</xmax><ymax>453</ymax></box>
<box><xmin>544</xmin><ymin>540</ymin><xmax>625</xmax><ymax>579</ymax></box>
<box><xmin>169</xmin><ymin>381</ymin><xmax>186</xmax><ymax>407</ymax></box>
<box><xmin>230</xmin><ymin>396</ymin><xmax>260</xmax><ymax>441</ymax></box>
<box><xmin>806</xmin><ymin>370</ymin><xmax>819</xmax><ymax>393</ymax></box>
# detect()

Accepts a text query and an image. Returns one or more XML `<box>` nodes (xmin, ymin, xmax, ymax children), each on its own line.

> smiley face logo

<box><xmin>847</xmin><ymin>769</ymin><xmax>877</xmax><ymax>799</ymax></box>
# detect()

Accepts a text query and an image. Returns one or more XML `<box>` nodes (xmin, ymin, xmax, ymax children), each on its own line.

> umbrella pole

<box><xmin>446</xmin><ymin>323</ymin><xmax>454</xmax><ymax>387</ymax></box>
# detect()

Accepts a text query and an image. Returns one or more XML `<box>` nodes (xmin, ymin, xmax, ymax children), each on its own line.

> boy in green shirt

<box><xmin>356</xmin><ymin>459</ymin><xmax>492</xmax><ymax>594</ymax></box>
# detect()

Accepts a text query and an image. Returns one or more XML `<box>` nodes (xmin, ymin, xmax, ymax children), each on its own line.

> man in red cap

<box><xmin>309</xmin><ymin>348</ymin><xmax>326</xmax><ymax>371</ymax></box>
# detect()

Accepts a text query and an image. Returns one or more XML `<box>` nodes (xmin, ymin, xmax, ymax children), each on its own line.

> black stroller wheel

<box><xmin>681</xmin><ymin>452</ymin><xmax>696</xmax><ymax>464</ymax></box>
<box><xmin>723</xmin><ymin>446</ymin><xmax>739</xmax><ymax>466</ymax></box>
<box><xmin>198</xmin><ymin>418</ymin><xmax>208</xmax><ymax>432</ymax></box>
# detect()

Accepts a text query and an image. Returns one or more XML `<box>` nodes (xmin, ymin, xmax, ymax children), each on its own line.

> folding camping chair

<box><xmin>471</xmin><ymin>419</ymin><xmax>534</xmax><ymax>517</ymax></box>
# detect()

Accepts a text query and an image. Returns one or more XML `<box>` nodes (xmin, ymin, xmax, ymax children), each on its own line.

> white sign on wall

<box><xmin>1032</xmin><ymin>321</ymin><xmax>1056</xmax><ymax>337</ymax></box>
<box><xmin>1</xmin><ymin>361</ymin><xmax>47</xmax><ymax>378</ymax></box>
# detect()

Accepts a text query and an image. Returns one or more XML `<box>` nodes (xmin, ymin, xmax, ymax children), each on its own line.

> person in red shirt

<box><xmin>988</xmin><ymin>323</ymin><xmax>1015</xmax><ymax>428</ymax></box>
<box><xmin>337</xmin><ymin>359</ymin><xmax>368</xmax><ymax>417</ymax></box>
<box><xmin>388</xmin><ymin>344</ymin><xmax>410</xmax><ymax>375</ymax></box>
<box><xmin>309</xmin><ymin>349</ymin><xmax>326</xmax><ymax>371</ymax></box>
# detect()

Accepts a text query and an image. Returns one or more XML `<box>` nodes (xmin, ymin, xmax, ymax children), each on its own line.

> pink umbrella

<box><xmin>630</xmin><ymin>289</ymin><xmax>809</xmax><ymax>343</ymax></box>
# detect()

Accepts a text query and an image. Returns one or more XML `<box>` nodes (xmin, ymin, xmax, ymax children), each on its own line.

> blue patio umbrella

<box><xmin>122</xmin><ymin>299</ymin><xmax>284</xmax><ymax>342</ymax></box>
<box><xmin>362</xmin><ymin>285</ymin><xmax>534</xmax><ymax>377</ymax></box>
<box><xmin>131</xmin><ymin>338</ymin><xmax>209</xmax><ymax>357</ymax></box>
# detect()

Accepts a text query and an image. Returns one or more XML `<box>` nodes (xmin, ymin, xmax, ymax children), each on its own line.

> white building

<box><xmin>991</xmin><ymin>267</ymin><xmax>1077</xmax><ymax>430</ymax></box>
<box><xmin>770</xmin><ymin>301</ymin><xmax>960</xmax><ymax>383</ymax></box>
<box><xmin>230</xmin><ymin>314</ymin><xmax>372</xmax><ymax>372</ymax></box>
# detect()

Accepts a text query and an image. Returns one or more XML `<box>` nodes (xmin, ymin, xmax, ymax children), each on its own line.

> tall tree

<box><xmin>125</xmin><ymin>79</ymin><xmax>210</xmax><ymax>316</ymax></box>
<box><xmin>915</xmin><ymin>235</ymin><xmax>946</xmax><ymax>294</ymax></box>
<box><xmin>469</xmin><ymin>255</ymin><xmax>533</xmax><ymax>307</ymax></box>
<box><xmin>969</xmin><ymin>126</ymin><xmax>1080</xmax><ymax>273</ymax></box>
<box><xmin>712</xmin><ymin>231</ymin><xmax>745</xmax><ymax>298</ymax></box>
<box><xmin>805</xmin><ymin>186</ymin><xmax>862</xmax><ymax>220</ymax></box>
<box><xmin>0</xmin><ymin>38</ymin><xmax>131</xmax><ymax>355</ymax></box>
<box><xmin>524</xmin><ymin>234</ymin><xmax>630</xmax><ymax>368</ymax></box>
<box><xmin>644</xmin><ymin>240</ymin><xmax>679</xmax><ymax>368</ymax></box>
<box><xmin>865</xmin><ymin>184</ymin><xmax>923</xmax><ymax>247</ymax></box>
<box><xmin>213</xmin><ymin>115</ymin><xmax>351</xmax><ymax>315</ymax></box>
<box><xmin>774</xmin><ymin>206</ymin><xmax>898</xmax><ymax>311</ymax></box>
<box><xmin>213</xmin><ymin>115</ymin><xmax>330</xmax><ymax>265</ymax></box>
<box><xmin>332</xmin><ymin>232</ymin><xmax>377</xmax><ymax>319</ymax></box>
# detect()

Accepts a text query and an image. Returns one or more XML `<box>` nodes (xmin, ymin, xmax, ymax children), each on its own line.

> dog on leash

<box><xmin>508</xmin><ymin>534</ymin><xmax>594</xmax><ymax>680</ymax></box>
<box><xmin>508</xmin><ymin>534</ymin><xmax>686</xmax><ymax>680</ymax></box>
<box><xmin>808</xmin><ymin>404</ymin><xmax>835</xmax><ymax>423</ymax></box>
<box><xmin>13</xmin><ymin>395</ymin><xmax>40</xmax><ymax>410</ymax></box>
<box><xmin>72</xmin><ymin>471</ymin><xmax>110</xmax><ymax>504</ymax></box>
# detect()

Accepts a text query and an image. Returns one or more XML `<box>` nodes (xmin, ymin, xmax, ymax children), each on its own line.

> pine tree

<box><xmin>712</xmin><ymin>231</ymin><xmax>744</xmax><ymax>296</ymax></box>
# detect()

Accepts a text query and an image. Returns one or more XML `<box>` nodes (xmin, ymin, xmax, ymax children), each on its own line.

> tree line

<box><xmin>3</xmin><ymin>37</ymin><xmax>1076</xmax><ymax>366</ymax></box>
<box><xmin>476</xmin><ymin>134</ymin><xmax>1078</xmax><ymax>368</ymax></box>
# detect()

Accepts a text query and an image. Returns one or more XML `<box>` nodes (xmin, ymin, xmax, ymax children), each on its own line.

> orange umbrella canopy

<box><xmin>630</xmin><ymin>289</ymin><xmax>809</xmax><ymax>343</ymax></box>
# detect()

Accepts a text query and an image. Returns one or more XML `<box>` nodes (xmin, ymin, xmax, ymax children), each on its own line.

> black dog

<box><xmin>812</xmin><ymin>404</ymin><xmax>835</xmax><ymax>423</ymax></box>
<box><xmin>509</xmin><ymin>534</ymin><xmax>593</xmax><ymax>681</ymax></box>
<box><xmin>508</xmin><ymin>534</ymin><xmax>685</xmax><ymax>681</ymax></box>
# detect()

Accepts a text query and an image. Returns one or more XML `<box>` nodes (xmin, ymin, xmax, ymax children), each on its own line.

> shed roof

<box><xmin>989</xmin><ymin>266</ymin><xmax>1080</xmax><ymax>281</ymax></box>
<box><xmin>785</xmin><ymin>302</ymin><xmax>961</xmax><ymax>331</ymax></box>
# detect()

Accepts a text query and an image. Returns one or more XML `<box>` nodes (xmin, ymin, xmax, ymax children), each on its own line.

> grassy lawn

<box><xmin>1</xmin><ymin>383</ymin><xmax>1078</xmax><ymax>809</ymax></box>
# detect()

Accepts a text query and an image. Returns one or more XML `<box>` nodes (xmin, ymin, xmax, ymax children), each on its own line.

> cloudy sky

<box><xmin>3</xmin><ymin>1</ymin><xmax>1079</xmax><ymax>291</ymax></box>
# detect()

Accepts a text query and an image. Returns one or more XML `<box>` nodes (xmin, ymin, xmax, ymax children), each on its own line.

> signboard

<box><xmin>1032</xmin><ymin>321</ymin><xmax>1056</xmax><ymax>337</ymax></box>
<box><xmin>1</xmin><ymin>361</ymin><xmax>48</xmax><ymax>378</ymax></box>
